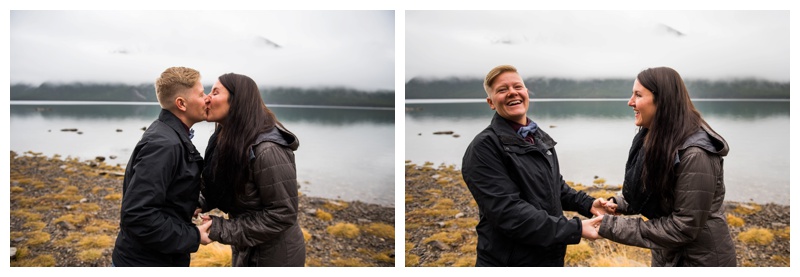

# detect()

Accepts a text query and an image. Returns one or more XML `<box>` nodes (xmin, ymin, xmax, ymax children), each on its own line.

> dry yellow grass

<box><xmin>26</xmin><ymin>231</ymin><xmax>51</xmax><ymax>246</ymax></box>
<box><xmin>302</xmin><ymin>228</ymin><xmax>312</xmax><ymax>242</ymax></box>
<box><xmin>444</xmin><ymin>218</ymin><xmax>479</xmax><ymax>229</ymax></box>
<box><xmin>452</xmin><ymin>255</ymin><xmax>475</xmax><ymax>267</ymax></box>
<box><xmin>327</xmin><ymin>223</ymin><xmax>360</xmax><ymax>238</ymax></box>
<box><xmin>11</xmin><ymin>186</ymin><xmax>25</xmax><ymax>193</ymax></box>
<box><xmin>77</xmin><ymin>235</ymin><xmax>114</xmax><ymax>249</ymax></box>
<box><xmin>593</xmin><ymin>178</ymin><xmax>607</xmax><ymax>185</ymax></box>
<box><xmin>11</xmin><ymin>210</ymin><xmax>43</xmax><ymax>222</ymax></box>
<box><xmin>771</xmin><ymin>255</ymin><xmax>790</xmax><ymax>266</ymax></box>
<box><xmin>316</xmin><ymin>209</ymin><xmax>333</xmax><ymax>221</ymax></box>
<box><xmin>77</xmin><ymin>249</ymin><xmax>104</xmax><ymax>262</ymax></box>
<box><xmin>22</xmin><ymin>222</ymin><xmax>46</xmax><ymax>231</ymax></box>
<box><xmin>727</xmin><ymin>214</ymin><xmax>745</xmax><ymax>227</ymax></box>
<box><xmin>589</xmin><ymin>190</ymin><xmax>616</xmax><ymax>200</ymax></box>
<box><xmin>738</xmin><ymin>228</ymin><xmax>774</xmax><ymax>245</ymax></box>
<box><xmin>423</xmin><ymin>231</ymin><xmax>462</xmax><ymax>245</ymax></box>
<box><xmin>565</xmin><ymin>241</ymin><xmax>594</xmax><ymax>265</ymax></box>
<box><xmin>74</xmin><ymin>203</ymin><xmax>101</xmax><ymax>213</ymax></box>
<box><xmin>363</xmin><ymin>222</ymin><xmax>394</xmax><ymax>239</ymax></box>
<box><xmin>323</xmin><ymin>200</ymin><xmax>349</xmax><ymax>211</ymax></box>
<box><xmin>83</xmin><ymin>220</ymin><xmax>119</xmax><ymax>234</ymax></box>
<box><xmin>54</xmin><ymin>214</ymin><xmax>88</xmax><ymax>226</ymax></box>
<box><xmin>331</xmin><ymin>257</ymin><xmax>368</xmax><ymax>267</ymax></box>
<box><xmin>15</xmin><ymin>247</ymin><xmax>30</xmax><ymax>259</ymax></box>
<box><xmin>104</xmin><ymin>193</ymin><xmax>122</xmax><ymax>201</ymax></box>
<box><xmin>190</xmin><ymin>242</ymin><xmax>232</xmax><ymax>267</ymax></box>
<box><xmin>732</xmin><ymin>203</ymin><xmax>762</xmax><ymax>215</ymax></box>
<box><xmin>406</xmin><ymin>254</ymin><xmax>420</xmax><ymax>266</ymax></box>
<box><xmin>12</xmin><ymin>254</ymin><xmax>56</xmax><ymax>267</ymax></box>
<box><xmin>372</xmin><ymin>250</ymin><xmax>395</xmax><ymax>264</ymax></box>
<box><xmin>91</xmin><ymin>186</ymin><xmax>104</xmax><ymax>194</ymax></box>
<box><xmin>54</xmin><ymin>232</ymin><xmax>84</xmax><ymax>247</ymax></box>
<box><xmin>774</xmin><ymin>227</ymin><xmax>790</xmax><ymax>240</ymax></box>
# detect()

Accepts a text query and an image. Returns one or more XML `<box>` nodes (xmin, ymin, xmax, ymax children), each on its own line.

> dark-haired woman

<box><xmin>587</xmin><ymin>67</ymin><xmax>736</xmax><ymax>266</ymax></box>
<box><xmin>199</xmin><ymin>73</ymin><xmax>305</xmax><ymax>267</ymax></box>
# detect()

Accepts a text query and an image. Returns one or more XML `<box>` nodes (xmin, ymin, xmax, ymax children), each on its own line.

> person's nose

<box><xmin>204</xmin><ymin>95</ymin><xmax>210</xmax><ymax>104</ymax></box>
<box><xmin>628</xmin><ymin>94</ymin><xmax>635</xmax><ymax>107</ymax></box>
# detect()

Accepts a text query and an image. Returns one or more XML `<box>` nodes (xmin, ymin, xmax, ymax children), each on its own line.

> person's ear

<box><xmin>175</xmin><ymin>97</ymin><xmax>187</xmax><ymax>111</ymax></box>
<box><xmin>486</xmin><ymin>96</ymin><xmax>495</xmax><ymax>110</ymax></box>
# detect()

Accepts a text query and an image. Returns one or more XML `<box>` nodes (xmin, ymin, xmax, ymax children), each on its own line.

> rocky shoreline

<box><xmin>405</xmin><ymin>161</ymin><xmax>790</xmax><ymax>267</ymax></box>
<box><xmin>9</xmin><ymin>151</ymin><xmax>394</xmax><ymax>267</ymax></box>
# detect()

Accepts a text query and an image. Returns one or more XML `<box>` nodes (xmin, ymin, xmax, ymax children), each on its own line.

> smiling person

<box><xmin>112</xmin><ymin>66</ymin><xmax>212</xmax><ymax>266</ymax></box>
<box><xmin>197</xmin><ymin>72</ymin><xmax>305</xmax><ymax>267</ymax></box>
<box><xmin>584</xmin><ymin>67</ymin><xmax>737</xmax><ymax>266</ymax></box>
<box><xmin>461</xmin><ymin>65</ymin><xmax>616</xmax><ymax>266</ymax></box>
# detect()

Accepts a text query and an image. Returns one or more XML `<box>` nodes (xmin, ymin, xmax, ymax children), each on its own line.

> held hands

<box><xmin>581</xmin><ymin>215</ymin><xmax>603</xmax><ymax>241</ymax></box>
<box><xmin>590</xmin><ymin>198</ymin><xmax>618</xmax><ymax>217</ymax></box>
<box><xmin>196</xmin><ymin>214</ymin><xmax>213</xmax><ymax>245</ymax></box>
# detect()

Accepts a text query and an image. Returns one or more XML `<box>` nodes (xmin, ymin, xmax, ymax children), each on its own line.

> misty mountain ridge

<box><xmin>405</xmin><ymin>77</ymin><xmax>789</xmax><ymax>99</ymax></box>
<box><xmin>10</xmin><ymin>83</ymin><xmax>394</xmax><ymax>108</ymax></box>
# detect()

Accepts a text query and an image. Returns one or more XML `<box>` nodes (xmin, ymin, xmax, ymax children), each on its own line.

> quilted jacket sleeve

<box><xmin>209</xmin><ymin>142</ymin><xmax>299</xmax><ymax>247</ymax></box>
<box><xmin>598</xmin><ymin>147</ymin><xmax>716</xmax><ymax>249</ymax></box>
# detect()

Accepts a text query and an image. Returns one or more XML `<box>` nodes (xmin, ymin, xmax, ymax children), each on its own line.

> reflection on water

<box><xmin>406</xmin><ymin>100</ymin><xmax>790</xmax><ymax>120</ymax></box>
<box><xmin>405</xmin><ymin>100</ymin><xmax>789</xmax><ymax>205</ymax></box>
<box><xmin>10</xmin><ymin>103</ymin><xmax>395</xmax><ymax>206</ymax></box>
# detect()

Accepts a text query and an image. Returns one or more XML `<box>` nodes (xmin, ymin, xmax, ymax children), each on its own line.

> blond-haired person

<box><xmin>461</xmin><ymin>65</ymin><xmax>615</xmax><ymax>266</ymax></box>
<box><xmin>112</xmin><ymin>66</ymin><xmax>212</xmax><ymax>266</ymax></box>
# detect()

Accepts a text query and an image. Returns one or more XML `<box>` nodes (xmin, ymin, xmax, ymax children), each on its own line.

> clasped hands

<box><xmin>581</xmin><ymin>198</ymin><xmax>617</xmax><ymax>241</ymax></box>
<box><xmin>194</xmin><ymin>208</ymin><xmax>213</xmax><ymax>245</ymax></box>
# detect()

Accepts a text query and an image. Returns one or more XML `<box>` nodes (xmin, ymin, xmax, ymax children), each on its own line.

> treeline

<box><xmin>9</xmin><ymin>83</ymin><xmax>395</xmax><ymax>108</ymax></box>
<box><xmin>406</xmin><ymin>77</ymin><xmax>789</xmax><ymax>99</ymax></box>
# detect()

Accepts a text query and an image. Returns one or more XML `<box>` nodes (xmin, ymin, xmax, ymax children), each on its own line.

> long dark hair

<box><xmin>213</xmin><ymin>73</ymin><xmax>277</xmax><ymax>196</ymax></box>
<box><xmin>637</xmin><ymin>67</ymin><xmax>708</xmax><ymax>207</ymax></box>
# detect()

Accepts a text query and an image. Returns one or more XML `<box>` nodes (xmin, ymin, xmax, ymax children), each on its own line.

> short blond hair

<box><xmin>483</xmin><ymin>65</ymin><xmax>519</xmax><ymax>96</ymax></box>
<box><xmin>155</xmin><ymin>66</ymin><xmax>200</xmax><ymax>109</ymax></box>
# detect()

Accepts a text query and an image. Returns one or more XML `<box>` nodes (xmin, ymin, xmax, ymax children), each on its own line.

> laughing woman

<box><xmin>588</xmin><ymin>67</ymin><xmax>737</xmax><ymax>266</ymax></box>
<box><xmin>199</xmin><ymin>73</ymin><xmax>305</xmax><ymax>267</ymax></box>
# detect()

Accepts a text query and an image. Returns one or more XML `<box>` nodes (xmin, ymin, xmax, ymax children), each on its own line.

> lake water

<box><xmin>405</xmin><ymin>99</ymin><xmax>789</xmax><ymax>205</ymax></box>
<box><xmin>10</xmin><ymin>102</ymin><xmax>395</xmax><ymax>207</ymax></box>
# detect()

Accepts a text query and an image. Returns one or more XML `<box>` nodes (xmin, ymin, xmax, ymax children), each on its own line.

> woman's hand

<box><xmin>590</xmin><ymin>198</ymin><xmax>618</xmax><ymax>216</ymax></box>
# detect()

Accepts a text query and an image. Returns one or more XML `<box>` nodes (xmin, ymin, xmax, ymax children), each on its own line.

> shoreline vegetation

<box><xmin>9</xmin><ymin>151</ymin><xmax>395</xmax><ymax>267</ymax></box>
<box><xmin>10</xmin><ymin>83</ymin><xmax>394</xmax><ymax>108</ymax></box>
<box><xmin>405</xmin><ymin>161</ymin><xmax>790</xmax><ymax>267</ymax></box>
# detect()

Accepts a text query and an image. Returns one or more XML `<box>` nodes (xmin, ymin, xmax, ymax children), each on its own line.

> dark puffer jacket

<box><xmin>462</xmin><ymin>113</ymin><xmax>595</xmax><ymax>266</ymax></box>
<box><xmin>599</xmin><ymin>124</ymin><xmax>737</xmax><ymax>266</ymax></box>
<box><xmin>205</xmin><ymin>125</ymin><xmax>305</xmax><ymax>266</ymax></box>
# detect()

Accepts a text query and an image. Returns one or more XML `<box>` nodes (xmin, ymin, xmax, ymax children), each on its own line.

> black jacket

<box><xmin>462</xmin><ymin>113</ymin><xmax>595</xmax><ymax>266</ymax></box>
<box><xmin>112</xmin><ymin>109</ymin><xmax>204</xmax><ymax>266</ymax></box>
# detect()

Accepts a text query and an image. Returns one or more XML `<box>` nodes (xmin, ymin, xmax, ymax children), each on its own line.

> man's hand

<box><xmin>590</xmin><ymin>198</ymin><xmax>617</xmax><ymax>217</ymax></box>
<box><xmin>197</xmin><ymin>219</ymin><xmax>212</xmax><ymax>245</ymax></box>
<box><xmin>581</xmin><ymin>215</ymin><xmax>603</xmax><ymax>241</ymax></box>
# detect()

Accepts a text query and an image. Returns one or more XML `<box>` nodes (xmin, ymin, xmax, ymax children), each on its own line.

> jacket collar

<box><xmin>158</xmin><ymin>109</ymin><xmax>201</xmax><ymax>160</ymax></box>
<box><xmin>489</xmin><ymin>112</ymin><xmax>556</xmax><ymax>149</ymax></box>
<box><xmin>678</xmin><ymin>124</ymin><xmax>729</xmax><ymax>157</ymax></box>
<box><xmin>248</xmin><ymin>122</ymin><xmax>300</xmax><ymax>160</ymax></box>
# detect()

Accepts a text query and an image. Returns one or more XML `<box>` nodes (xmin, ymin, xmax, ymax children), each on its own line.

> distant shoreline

<box><xmin>9</xmin><ymin>100</ymin><xmax>394</xmax><ymax>110</ymax></box>
<box><xmin>405</xmin><ymin>98</ymin><xmax>790</xmax><ymax>104</ymax></box>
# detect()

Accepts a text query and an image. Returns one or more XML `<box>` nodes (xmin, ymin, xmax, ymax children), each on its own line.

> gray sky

<box><xmin>406</xmin><ymin>10</ymin><xmax>789</xmax><ymax>82</ymax></box>
<box><xmin>10</xmin><ymin>10</ymin><xmax>395</xmax><ymax>91</ymax></box>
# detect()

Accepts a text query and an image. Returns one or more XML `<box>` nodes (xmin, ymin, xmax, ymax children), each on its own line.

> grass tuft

<box><xmin>363</xmin><ymin>222</ymin><xmax>394</xmax><ymax>239</ymax></box>
<box><xmin>423</xmin><ymin>231</ymin><xmax>462</xmax><ymax>245</ymax></box>
<box><xmin>23</xmin><ymin>222</ymin><xmax>46</xmax><ymax>231</ymax></box>
<box><xmin>727</xmin><ymin>214</ymin><xmax>745</xmax><ymax>227</ymax></box>
<box><xmin>302</xmin><ymin>228</ymin><xmax>312</xmax><ymax>242</ymax></box>
<box><xmin>104</xmin><ymin>193</ymin><xmax>122</xmax><ymax>201</ymax></box>
<box><xmin>77</xmin><ymin>235</ymin><xmax>115</xmax><ymax>249</ymax></box>
<box><xmin>565</xmin><ymin>241</ymin><xmax>594</xmax><ymax>265</ymax></box>
<box><xmin>738</xmin><ymin>228</ymin><xmax>774</xmax><ymax>245</ymax></box>
<box><xmin>77</xmin><ymin>249</ymin><xmax>104</xmax><ymax>262</ymax></box>
<box><xmin>732</xmin><ymin>203</ymin><xmax>762</xmax><ymax>215</ymax></box>
<box><xmin>190</xmin><ymin>242</ymin><xmax>232</xmax><ymax>267</ymax></box>
<box><xmin>316</xmin><ymin>209</ymin><xmax>333</xmax><ymax>221</ymax></box>
<box><xmin>12</xmin><ymin>254</ymin><xmax>56</xmax><ymax>267</ymax></box>
<box><xmin>54</xmin><ymin>214</ymin><xmax>88</xmax><ymax>226</ymax></box>
<box><xmin>26</xmin><ymin>231</ymin><xmax>51</xmax><ymax>246</ymax></box>
<box><xmin>327</xmin><ymin>223</ymin><xmax>360</xmax><ymax>238</ymax></box>
<box><xmin>331</xmin><ymin>257</ymin><xmax>368</xmax><ymax>267</ymax></box>
<box><xmin>405</xmin><ymin>254</ymin><xmax>420</xmax><ymax>266</ymax></box>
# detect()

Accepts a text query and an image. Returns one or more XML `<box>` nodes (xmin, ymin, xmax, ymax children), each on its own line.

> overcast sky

<box><xmin>10</xmin><ymin>10</ymin><xmax>395</xmax><ymax>91</ymax></box>
<box><xmin>406</xmin><ymin>10</ymin><xmax>789</xmax><ymax>82</ymax></box>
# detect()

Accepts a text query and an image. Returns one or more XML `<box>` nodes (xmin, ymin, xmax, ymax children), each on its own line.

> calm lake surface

<box><xmin>405</xmin><ymin>99</ymin><xmax>789</xmax><ymax>205</ymax></box>
<box><xmin>10</xmin><ymin>102</ymin><xmax>395</xmax><ymax>207</ymax></box>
